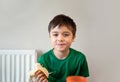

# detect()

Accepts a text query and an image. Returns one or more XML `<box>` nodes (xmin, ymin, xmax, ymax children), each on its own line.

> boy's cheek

<box><xmin>50</xmin><ymin>39</ymin><xmax>56</xmax><ymax>45</ymax></box>
<box><xmin>50</xmin><ymin>37</ymin><xmax>56</xmax><ymax>42</ymax></box>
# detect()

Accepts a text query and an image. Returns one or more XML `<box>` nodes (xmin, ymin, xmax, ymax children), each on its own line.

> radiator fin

<box><xmin>0</xmin><ymin>50</ymin><xmax>37</xmax><ymax>82</ymax></box>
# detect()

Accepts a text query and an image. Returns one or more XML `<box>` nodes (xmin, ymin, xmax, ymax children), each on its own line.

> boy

<box><xmin>35</xmin><ymin>14</ymin><xmax>89</xmax><ymax>82</ymax></box>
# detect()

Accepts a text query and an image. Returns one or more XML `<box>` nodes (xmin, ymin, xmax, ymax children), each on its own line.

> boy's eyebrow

<box><xmin>63</xmin><ymin>31</ymin><xmax>70</xmax><ymax>33</ymax></box>
<box><xmin>51</xmin><ymin>31</ymin><xmax>58</xmax><ymax>33</ymax></box>
<box><xmin>51</xmin><ymin>31</ymin><xmax>70</xmax><ymax>34</ymax></box>
<box><xmin>62</xmin><ymin>31</ymin><xmax>71</xmax><ymax>34</ymax></box>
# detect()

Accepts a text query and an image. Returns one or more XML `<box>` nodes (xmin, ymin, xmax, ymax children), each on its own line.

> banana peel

<box><xmin>29</xmin><ymin>63</ymin><xmax>49</xmax><ymax>82</ymax></box>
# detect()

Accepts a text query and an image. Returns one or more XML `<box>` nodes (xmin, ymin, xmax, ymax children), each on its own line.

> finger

<box><xmin>42</xmin><ymin>79</ymin><xmax>48</xmax><ymax>82</ymax></box>
<box><xmin>39</xmin><ymin>76</ymin><xmax>45</xmax><ymax>82</ymax></box>
<box><xmin>36</xmin><ymin>73</ymin><xmax>45</xmax><ymax>82</ymax></box>
<box><xmin>35</xmin><ymin>70</ymin><xmax>42</xmax><ymax>77</ymax></box>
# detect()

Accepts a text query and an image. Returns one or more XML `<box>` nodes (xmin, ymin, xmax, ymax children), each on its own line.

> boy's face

<box><xmin>49</xmin><ymin>25</ymin><xmax>75</xmax><ymax>52</ymax></box>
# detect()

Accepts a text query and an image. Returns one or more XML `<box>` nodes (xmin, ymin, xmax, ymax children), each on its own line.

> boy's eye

<box><xmin>52</xmin><ymin>34</ymin><xmax>58</xmax><ymax>36</ymax></box>
<box><xmin>63</xmin><ymin>33</ymin><xmax>69</xmax><ymax>37</ymax></box>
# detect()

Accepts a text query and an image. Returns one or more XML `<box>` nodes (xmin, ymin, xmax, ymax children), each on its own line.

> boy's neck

<box><xmin>53</xmin><ymin>49</ymin><xmax>69</xmax><ymax>59</ymax></box>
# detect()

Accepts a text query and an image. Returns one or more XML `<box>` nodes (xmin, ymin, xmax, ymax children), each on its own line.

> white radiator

<box><xmin>0</xmin><ymin>50</ymin><xmax>37</xmax><ymax>82</ymax></box>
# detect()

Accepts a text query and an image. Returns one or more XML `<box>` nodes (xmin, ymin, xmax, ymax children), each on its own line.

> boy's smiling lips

<box><xmin>56</xmin><ymin>43</ymin><xmax>66</xmax><ymax>46</ymax></box>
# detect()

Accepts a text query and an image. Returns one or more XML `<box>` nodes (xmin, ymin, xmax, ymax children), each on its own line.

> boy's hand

<box><xmin>29</xmin><ymin>63</ymin><xmax>49</xmax><ymax>82</ymax></box>
<box><xmin>35</xmin><ymin>70</ymin><xmax>48</xmax><ymax>82</ymax></box>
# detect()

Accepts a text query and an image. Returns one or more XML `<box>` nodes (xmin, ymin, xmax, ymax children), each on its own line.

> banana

<box><xmin>29</xmin><ymin>63</ymin><xmax>49</xmax><ymax>82</ymax></box>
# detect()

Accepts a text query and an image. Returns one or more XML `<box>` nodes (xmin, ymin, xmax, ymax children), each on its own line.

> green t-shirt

<box><xmin>38</xmin><ymin>48</ymin><xmax>89</xmax><ymax>82</ymax></box>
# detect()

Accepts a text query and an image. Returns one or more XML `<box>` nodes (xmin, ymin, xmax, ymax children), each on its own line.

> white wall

<box><xmin>0</xmin><ymin>0</ymin><xmax>120</xmax><ymax>82</ymax></box>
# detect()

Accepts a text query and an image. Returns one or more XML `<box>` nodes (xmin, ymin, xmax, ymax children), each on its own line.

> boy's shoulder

<box><xmin>70</xmin><ymin>48</ymin><xmax>84</xmax><ymax>55</ymax></box>
<box><xmin>37</xmin><ymin>49</ymin><xmax>53</xmax><ymax>62</ymax></box>
<box><xmin>70</xmin><ymin>48</ymin><xmax>87</xmax><ymax>62</ymax></box>
<box><xmin>70</xmin><ymin>48</ymin><xmax>86</xmax><ymax>58</ymax></box>
<box><xmin>39</xmin><ymin>49</ymin><xmax>53</xmax><ymax>57</ymax></box>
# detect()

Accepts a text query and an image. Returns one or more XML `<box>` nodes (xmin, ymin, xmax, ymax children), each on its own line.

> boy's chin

<box><xmin>55</xmin><ymin>47</ymin><xmax>68</xmax><ymax>52</ymax></box>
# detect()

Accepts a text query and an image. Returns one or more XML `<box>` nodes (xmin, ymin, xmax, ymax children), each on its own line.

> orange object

<box><xmin>66</xmin><ymin>76</ymin><xmax>87</xmax><ymax>82</ymax></box>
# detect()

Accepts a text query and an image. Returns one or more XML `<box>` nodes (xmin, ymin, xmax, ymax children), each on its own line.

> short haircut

<box><xmin>48</xmin><ymin>14</ymin><xmax>76</xmax><ymax>37</ymax></box>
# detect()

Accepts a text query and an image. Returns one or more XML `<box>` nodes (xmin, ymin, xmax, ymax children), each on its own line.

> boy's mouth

<box><xmin>57</xmin><ymin>43</ymin><xmax>66</xmax><ymax>46</ymax></box>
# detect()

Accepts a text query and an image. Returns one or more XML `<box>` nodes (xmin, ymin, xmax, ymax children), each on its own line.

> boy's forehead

<box><xmin>51</xmin><ymin>25</ymin><xmax>72</xmax><ymax>31</ymax></box>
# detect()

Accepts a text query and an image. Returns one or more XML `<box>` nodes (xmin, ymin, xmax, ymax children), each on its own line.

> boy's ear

<box><xmin>72</xmin><ymin>35</ymin><xmax>76</xmax><ymax>42</ymax></box>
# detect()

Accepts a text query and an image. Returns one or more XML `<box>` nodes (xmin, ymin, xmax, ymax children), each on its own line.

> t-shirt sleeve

<box><xmin>79</xmin><ymin>55</ymin><xmax>90</xmax><ymax>77</ymax></box>
<box><xmin>37</xmin><ymin>55</ymin><xmax>45</xmax><ymax>65</ymax></box>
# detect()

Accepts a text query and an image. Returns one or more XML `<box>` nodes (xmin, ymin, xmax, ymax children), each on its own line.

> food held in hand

<box><xmin>29</xmin><ymin>63</ymin><xmax>49</xmax><ymax>82</ymax></box>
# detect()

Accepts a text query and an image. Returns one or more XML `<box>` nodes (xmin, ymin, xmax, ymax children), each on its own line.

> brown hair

<box><xmin>48</xmin><ymin>14</ymin><xmax>76</xmax><ymax>37</ymax></box>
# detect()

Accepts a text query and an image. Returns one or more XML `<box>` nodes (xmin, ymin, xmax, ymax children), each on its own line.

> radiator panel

<box><xmin>0</xmin><ymin>50</ymin><xmax>37</xmax><ymax>82</ymax></box>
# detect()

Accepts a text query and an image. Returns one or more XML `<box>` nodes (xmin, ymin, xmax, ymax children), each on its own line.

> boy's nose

<box><xmin>58</xmin><ymin>35</ymin><xmax>65</xmax><ymax>41</ymax></box>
